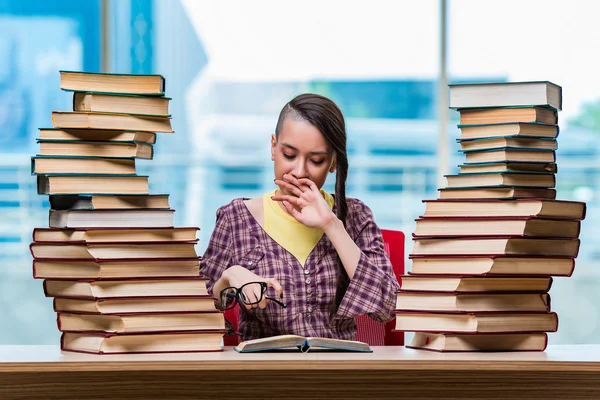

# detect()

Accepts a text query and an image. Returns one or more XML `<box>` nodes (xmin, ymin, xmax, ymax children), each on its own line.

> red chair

<box><xmin>354</xmin><ymin>229</ymin><xmax>404</xmax><ymax>346</ymax></box>
<box><xmin>223</xmin><ymin>229</ymin><xmax>404</xmax><ymax>346</ymax></box>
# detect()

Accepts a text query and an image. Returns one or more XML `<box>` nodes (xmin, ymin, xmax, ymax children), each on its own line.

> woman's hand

<box><xmin>272</xmin><ymin>174</ymin><xmax>337</xmax><ymax>230</ymax></box>
<box><xmin>223</xmin><ymin>265</ymin><xmax>283</xmax><ymax>309</ymax></box>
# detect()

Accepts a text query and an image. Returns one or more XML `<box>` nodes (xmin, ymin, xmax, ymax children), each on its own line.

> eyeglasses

<box><xmin>220</xmin><ymin>281</ymin><xmax>287</xmax><ymax>310</ymax></box>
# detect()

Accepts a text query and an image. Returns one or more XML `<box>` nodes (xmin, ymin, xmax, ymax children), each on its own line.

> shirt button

<box><xmin>308</xmin><ymin>306</ymin><xmax>313</xmax><ymax>312</ymax></box>
<box><xmin>247</xmin><ymin>261</ymin><xmax>253</xmax><ymax>266</ymax></box>
<box><xmin>304</xmin><ymin>269</ymin><xmax>310</xmax><ymax>275</ymax></box>
<box><xmin>305</xmin><ymin>278</ymin><xmax>311</xmax><ymax>284</ymax></box>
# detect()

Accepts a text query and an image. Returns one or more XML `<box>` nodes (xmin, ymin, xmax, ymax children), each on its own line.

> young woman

<box><xmin>201</xmin><ymin>93</ymin><xmax>399</xmax><ymax>341</ymax></box>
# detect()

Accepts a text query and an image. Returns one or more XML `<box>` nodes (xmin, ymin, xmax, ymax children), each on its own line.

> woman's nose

<box><xmin>291</xmin><ymin>161</ymin><xmax>308</xmax><ymax>178</ymax></box>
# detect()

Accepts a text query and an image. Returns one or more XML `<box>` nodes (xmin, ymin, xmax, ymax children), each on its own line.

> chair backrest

<box><xmin>223</xmin><ymin>229</ymin><xmax>405</xmax><ymax>346</ymax></box>
<box><xmin>354</xmin><ymin>229</ymin><xmax>404</xmax><ymax>346</ymax></box>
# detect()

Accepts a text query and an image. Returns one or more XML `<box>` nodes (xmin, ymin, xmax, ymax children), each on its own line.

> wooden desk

<box><xmin>1</xmin><ymin>345</ymin><xmax>599</xmax><ymax>399</ymax></box>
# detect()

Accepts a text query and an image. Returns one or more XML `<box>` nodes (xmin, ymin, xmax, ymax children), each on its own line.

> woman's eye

<box><xmin>282</xmin><ymin>153</ymin><xmax>294</xmax><ymax>160</ymax></box>
<box><xmin>311</xmin><ymin>159</ymin><xmax>325</xmax><ymax>165</ymax></box>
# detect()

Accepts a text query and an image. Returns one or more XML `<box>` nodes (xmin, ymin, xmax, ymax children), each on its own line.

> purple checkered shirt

<box><xmin>200</xmin><ymin>197</ymin><xmax>399</xmax><ymax>341</ymax></box>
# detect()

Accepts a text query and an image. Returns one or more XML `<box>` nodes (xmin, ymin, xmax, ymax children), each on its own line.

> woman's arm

<box><xmin>330</xmin><ymin>199</ymin><xmax>399</xmax><ymax>323</ymax></box>
<box><xmin>272</xmin><ymin>176</ymin><xmax>398</xmax><ymax>322</ymax></box>
<box><xmin>201</xmin><ymin>204</ymin><xmax>282</xmax><ymax>310</ymax></box>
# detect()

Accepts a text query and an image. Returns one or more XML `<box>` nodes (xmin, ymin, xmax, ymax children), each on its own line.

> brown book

<box><xmin>30</xmin><ymin>241</ymin><xmax>198</xmax><ymax>260</ymax></box>
<box><xmin>31</xmin><ymin>156</ymin><xmax>136</xmax><ymax>175</ymax></box>
<box><xmin>458</xmin><ymin>123</ymin><xmax>559</xmax><ymax>140</ymax></box>
<box><xmin>38</xmin><ymin>128</ymin><xmax>156</xmax><ymax>144</ymax></box>
<box><xmin>438</xmin><ymin>186</ymin><xmax>556</xmax><ymax>200</ymax></box>
<box><xmin>38</xmin><ymin>140</ymin><xmax>153</xmax><ymax>159</ymax></box>
<box><xmin>394</xmin><ymin>311</ymin><xmax>558</xmax><ymax>333</ymax></box>
<box><xmin>399</xmin><ymin>275</ymin><xmax>553</xmax><ymax>293</ymax></box>
<box><xmin>422</xmin><ymin>199</ymin><xmax>586</xmax><ymax>219</ymax></box>
<box><xmin>459</xmin><ymin>137</ymin><xmax>557</xmax><ymax>152</ymax></box>
<box><xmin>48</xmin><ymin>209</ymin><xmax>175</xmax><ymax>228</ymax></box>
<box><xmin>44</xmin><ymin>278</ymin><xmax>208</xmax><ymax>299</ymax></box>
<box><xmin>50</xmin><ymin>194</ymin><xmax>170</xmax><ymax>210</ymax></box>
<box><xmin>459</xmin><ymin>107</ymin><xmax>557</xmax><ymax>125</ymax></box>
<box><xmin>33</xmin><ymin>258</ymin><xmax>200</xmax><ymax>279</ymax></box>
<box><xmin>61</xmin><ymin>331</ymin><xmax>225</xmax><ymax>354</ymax></box>
<box><xmin>54</xmin><ymin>297</ymin><xmax>217</xmax><ymax>314</ymax></box>
<box><xmin>445</xmin><ymin>172</ymin><xmax>555</xmax><ymax>188</ymax></box>
<box><xmin>411</xmin><ymin>237</ymin><xmax>579</xmax><ymax>257</ymax></box>
<box><xmin>74</xmin><ymin>92</ymin><xmax>170</xmax><ymax>116</ymax></box>
<box><xmin>60</xmin><ymin>71</ymin><xmax>165</xmax><ymax>95</ymax></box>
<box><xmin>459</xmin><ymin>162</ymin><xmax>557</xmax><ymax>174</ymax></box>
<box><xmin>449</xmin><ymin>81</ymin><xmax>562</xmax><ymax>110</ymax></box>
<box><xmin>464</xmin><ymin>148</ymin><xmax>555</xmax><ymax>163</ymax></box>
<box><xmin>37</xmin><ymin>174</ymin><xmax>149</xmax><ymax>195</ymax></box>
<box><xmin>57</xmin><ymin>312</ymin><xmax>225</xmax><ymax>333</ymax></box>
<box><xmin>408</xmin><ymin>332</ymin><xmax>548</xmax><ymax>352</ymax></box>
<box><xmin>409</xmin><ymin>255</ymin><xmax>575</xmax><ymax>276</ymax></box>
<box><xmin>52</xmin><ymin>111</ymin><xmax>173</xmax><ymax>133</ymax></box>
<box><xmin>395</xmin><ymin>292</ymin><xmax>550</xmax><ymax>313</ymax></box>
<box><xmin>413</xmin><ymin>217</ymin><xmax>580</xmax><ymax>238</ymax></box>
<box><xmin>34</xmin><ymin>227</ymin><xmax>197</xmax><ymax>243</ymax></box>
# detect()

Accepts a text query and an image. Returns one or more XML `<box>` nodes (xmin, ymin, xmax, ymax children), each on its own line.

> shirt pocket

<box><xmin>236</xmin><ymin>247</ymin><xmax>266</xmax><ymax>271</ymax></box>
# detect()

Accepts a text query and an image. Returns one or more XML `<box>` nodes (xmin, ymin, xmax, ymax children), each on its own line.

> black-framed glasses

<box><xmin>220</xmin><ymin>281</ymin><xmax>287</xmax><ymax>310</ymax></box>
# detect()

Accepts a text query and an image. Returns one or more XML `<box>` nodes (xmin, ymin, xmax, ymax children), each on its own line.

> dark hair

<box><xmin>275</xmin><ymin>93</ymin><xmax>349</xmax><ymax>315</ymax></box>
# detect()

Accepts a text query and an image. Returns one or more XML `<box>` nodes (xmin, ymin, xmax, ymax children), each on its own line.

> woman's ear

<box><xmin>329</xmin><ymin>153</ymin><xmax>337</xmax><ymax>173</ymax></box>
<box><xmin>271</xmin><ymin>134</ymin><xmax>277</xmax><ymax>161</ymax></box>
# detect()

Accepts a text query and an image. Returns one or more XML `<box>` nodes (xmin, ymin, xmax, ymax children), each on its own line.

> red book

<box><xmin>398</xmin><ymin>275</ymin><xmax>553</xmax><ymax>293</ymax></box>
<box><xmin>30</xmin><ymin>240</ymin><xmax>199</xmax><ymax>260</ymax></box>
<box><xmin>33</xmin><ymin>258</ymin><xmax>201</xmax><ymax>280</ymax></box>
<box><xmin>407</xmin><ymin>332</ymin><xmax>548</xmax><ymax>352</ymax></box>
<box><xmin>57</xmin><ymin>311</ymin><xmax>226</xmax><ymax>333</ymax></box>
<box><xmin>43</xmin><ymin>277</ymin><xmax>208</xmax><ymax>299</ymax></box>
<box><xmin>394</xmin><ymin>311</ymin><xmax>558</xmax><ymax>334</ymax></box>
<box><xmin>61</xmin><ymin>330</ymin><xmax>227</xmax><ymax>354</ymax></box>
<box><xmin>408</xmin><ymin>255</ymin><xmax>575</xmax><ymax>277</ymax></box>
<box><xmin>33</xmin><ymin>227</ymin><xmax>199</xmax><ymax>243</ymax></box>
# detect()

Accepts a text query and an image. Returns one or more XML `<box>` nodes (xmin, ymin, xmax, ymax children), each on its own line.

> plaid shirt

<box><xmin>200</xmin><ymin>197</ymin><xmax>399</xmax><ymax>341</ymax></box>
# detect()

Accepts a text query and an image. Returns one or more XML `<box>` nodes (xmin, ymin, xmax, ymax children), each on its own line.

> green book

<box><xmin>458</xmin><ymin>162</ymin><xmax>558</xmax><ymax>174</ymax></box>
<box><xmin>60</xmin><ymin>70</ymin><xmax>166</xmax><ymax>96</ymax></box>
<box><xmin>31</xmin><ymin>156</ymin><xmax>137</xmax><ymax>176</ymax></box>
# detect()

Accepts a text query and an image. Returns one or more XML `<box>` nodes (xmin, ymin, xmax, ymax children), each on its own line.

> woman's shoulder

<box><xmin>215</xmin><ymin>197</ymin><xmax>249</xmax><ymax>218</ymax></box>
<box><xmin>345</xmin><ymin>197</ymin><xmax>376</xmax><ymax>225</ymax></box>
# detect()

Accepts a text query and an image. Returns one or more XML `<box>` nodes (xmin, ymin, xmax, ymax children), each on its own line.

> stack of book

<box><xmin>30</xmin><ymin>71</ymin><xmax>225</xmax><ymax>354</ymax></box>
<box><xmin>396</xmin><ymin>81</ymin><xmax>586</xmax><ymax>352</ymax></box>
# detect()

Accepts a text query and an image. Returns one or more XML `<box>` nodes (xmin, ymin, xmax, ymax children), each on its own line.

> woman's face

<box><xmin>271</xmin><ymin>118</ymin><xmax>336</xmax><ymax>196</ymax></box>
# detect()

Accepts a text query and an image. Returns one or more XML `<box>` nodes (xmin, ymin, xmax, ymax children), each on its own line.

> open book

<box><xmin>233</xmin><ymin>334</ymin><xmax>372</xmax><ymax>353</ymax></box>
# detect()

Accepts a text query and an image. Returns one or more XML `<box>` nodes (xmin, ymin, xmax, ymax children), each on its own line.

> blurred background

<box><xmin>1</xmin><ymin>0</ymin><xmax>599</xmax><ymax>345</ymax></box>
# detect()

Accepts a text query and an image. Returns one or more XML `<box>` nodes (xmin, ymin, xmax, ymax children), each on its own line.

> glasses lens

<box><xmin>239</xmin><ymin>282</ymin><xmax>266</xmax><ymax>305</ymax></box>
<box><xmin>220</xmin><ymin>287</ymin><xmax>237</xmax><ymax>310</ymax></box>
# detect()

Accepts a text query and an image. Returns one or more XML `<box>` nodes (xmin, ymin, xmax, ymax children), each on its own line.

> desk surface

<box><xmin>2</xmin><ymin>345</ymin><xmax>600</xmax><ymax>399</ymax></box>
<box><xmin>1</xmin><ymin>344</ymin><xmax>600</xmax><ymax>372</ymax></box>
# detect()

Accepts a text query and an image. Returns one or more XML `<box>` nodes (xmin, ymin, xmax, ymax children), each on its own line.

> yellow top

<box><xmin>263</xmin><ymin>189</ymin><xmax>335</xmax><ymax>266</ymax></box>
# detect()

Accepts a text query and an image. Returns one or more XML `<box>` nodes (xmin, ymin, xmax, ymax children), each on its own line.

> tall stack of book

<box><xmin>30</xmin><ymin>71</ymin><xmax>225</xmax><ymax>354</ymax></box>
<box><xmin>396</xmin><ymin>81</ymin><xmax>586</xmax><ymax>352</ymax></box>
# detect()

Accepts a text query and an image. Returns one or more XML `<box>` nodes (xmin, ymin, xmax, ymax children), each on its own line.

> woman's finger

<box><xmin>296</xmin><ymin>178</ymin><xmax>319</xmax><ymax>193</ymax></box>
<box><xmin>282</xmin><ymin>174</ymin><xmax>309</xmax><ymax>192</ymax></box>
<box><xmin>271</xmin><ymin>194</ymin><xmax>304</xmax><ymax>207</ymax></box>
<box><xmin>274</xmin><ymin>179</ymin><xmax>303</xmax><ymax>198</ymax></box>
<box><xmin>242</xmin><ymin>286</ymin><xmax>260</xmax><ymax>309</ymax></box>
<box><xmin>282</xmin><ymin>201</ymin><xmax>302</xmax><ymax>219</ymax></box>
<box><xmin>265</xmin><ymin>278</ymin><xmax>284</xmax><ymax>299</ymax></box>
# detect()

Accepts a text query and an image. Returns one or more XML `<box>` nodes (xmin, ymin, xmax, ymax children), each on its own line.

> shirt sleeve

<box><xmin>200</xmin><ymin>205</ymin><xmax>234</xmax><ymax>298</ymax></box>
<box><xmin>333</xmin><ymin>200</ymin><xmax>400</xmax><ymax>323</ymax></box>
